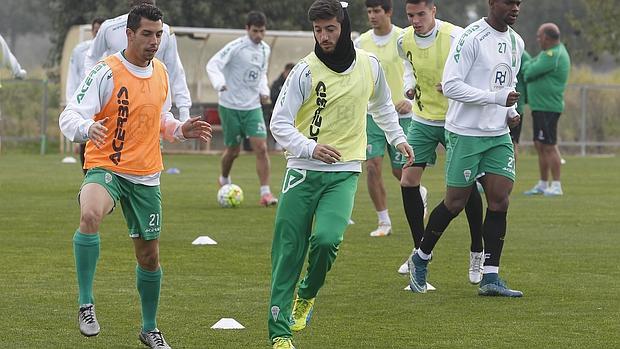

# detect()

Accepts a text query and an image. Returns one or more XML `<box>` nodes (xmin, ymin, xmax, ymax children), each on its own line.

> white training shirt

<box><xmin>59</xmin><ymin>52</ymin><xmax>185</xmax><ymax>186</ymax></box>
<box><xmin>442</xmin><ymin>18</ymin><xmax>524</xmax><ymax>137</ymax></box>
<box><xmin>84</xmin><ymin>13</ymin><xmax>192</xmax><ymax>121</ymax></box>
<box><xmin>270</xmin><ymin>54</ymin><xmax>407</xmax><ymax>173</ymax></box>
<box><xmin>66</xmin><ymin>40</ymin><xmax>92</xmax><ymax>103</ymax></box>
<box><xmin>353</xmin><ymin>25</ymin><xmax>412</xmax><ymax>120</ymax></box>
<box><xmin>396</xmin><ymin>19</ymin><xmax>463</xmax><ymax>126</ymax></box>
<box><xmin>206</xmin><ymin>35</ymin><xmax>270</xmax><ymax>111</ymax></box>
<box><xmin>0</xmin><ymin>34</ymin><xmax>25</xmax><ymax>78</ymax></box>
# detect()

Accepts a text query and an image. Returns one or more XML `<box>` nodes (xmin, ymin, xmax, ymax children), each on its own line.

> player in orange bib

<box><xmin>59</xmin><ymin>4</ymin><xmax>211</xmax><ymax>348</ymax></box>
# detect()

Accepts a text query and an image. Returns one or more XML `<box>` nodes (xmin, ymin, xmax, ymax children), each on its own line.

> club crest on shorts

<box><xmin>104</xmin><ymin>172</ymin><xmax>113</xmax><ymax>184</ymax></box>
<box><xmin>463</xmin><ymin>169</ymin><xmax>472</xmax><ymax>182</ymax></box>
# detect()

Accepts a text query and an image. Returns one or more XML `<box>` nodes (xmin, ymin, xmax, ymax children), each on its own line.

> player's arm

<box><xmin>0</xmin><ymin>35</ymin><xmax>26</xmax><ymax>79</ymax></box>
<box><xmin>523</xmin><ymin>49</ymin><xmax>558</xmax><ymax>82</ymax></box>
<box><xmin>163</xmin><ymin>29</ymin><xmax>192</xmax><ymax>121</ymax></box>
<box><xmin>84</xmin><ymin>22</ymin><xmax>108</xmax><ymax>72</ymax></box>
<box><xmin>442</xmin><ymin>35</ymin><xmax>514</xmax><ymax>107</ymax></box>
<box><xmin>270</xmin><ymin>62</ymin><xmax>317</xmax><ymax>159</ymax></box>
<box><xmin>66</xmin><ymin>46</ymin><xmax>82</xmax><ymax>103</ymax></box>
<box><xmin>59</xmin><ymin>62</ymin><xmax>113</xmax><ymax>145</ymax></box>
<box><xmin>259</xmin><ymin>45</ymin><xmax>271</xmax><ymax>103</ymax></box>
<box><xmin>206</xmin><ymin>40</ymin><xmax>237</xmax><ymax>92</ymax></box>
<box><xmin>367</xmin><ymin>55</ymin><xmax>414</xmax><ymax>165</ymax></box>
<box><xmin>396</xmin><ymin>35</ymin><xmax>416</xmax><ymax>99</ymax></box>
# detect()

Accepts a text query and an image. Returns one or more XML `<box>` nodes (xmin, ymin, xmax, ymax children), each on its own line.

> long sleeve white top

<box><xmin>84</xmin><ymin>14</ymin><xmax>192</xmax><ymax>120</ymax></box>
<box><xmin>66</xmin><ymin>40</ymin><xmax>92</xmax><ymax>103</ymax></box>
<box><xmin>206</xmin><ymin>35</ymin><xmax>270</xmax><ymax>111</ymax></box>
<box><xmin>442</xmin><ymin>18</ymin><xmax>524</xmax><ymax>137</ymax></box>
<box><xmin>0</xmin><ymin>34</ymin><xmax>25</xmax><ymax>78</ymax></box>
<box><xmin>60</xmin><ymin>52</ymin><xmax>185</xmax><ymax>185</ymax></box>
<box><xmin>270</xmin><ymin>55</ymin><xmax>407</xmax><ymax>172</ymax></box>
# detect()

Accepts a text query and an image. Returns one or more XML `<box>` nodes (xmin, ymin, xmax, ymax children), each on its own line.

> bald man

<box><xmin>522</xmin><ymin>23</ymin><xmax>570</xmax><ymax>197</ymax></box>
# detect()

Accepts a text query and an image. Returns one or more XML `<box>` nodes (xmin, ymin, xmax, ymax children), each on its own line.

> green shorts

<box><xmin>444</xmin><ymin>131</ymin><xmax>516</xmax><ymax>187</ymax></box>
<box><xmin>366</xmin><ymin>114</ymin><xmax>410</xmax><ymax>168</ymax></box>
<box><xmin>406</xmin><ymin>119</ymin><xmax>446</xmax><ymax>166</ymax></box>
<box><xmin>81</xmin><ymin>168</ymin><xmax>162</xmax><ymax>240</ymax></box>
<box><xmin>218</xmin><ymin>105</ymin><xmax>267</xmax><ymax>147</ymax></box>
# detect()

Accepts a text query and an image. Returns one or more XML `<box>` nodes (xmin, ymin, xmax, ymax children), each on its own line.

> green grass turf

<box><xmin>0</xmin><ymin>153</ymin><xmax>618</xmax><ymax>348</ymax></box>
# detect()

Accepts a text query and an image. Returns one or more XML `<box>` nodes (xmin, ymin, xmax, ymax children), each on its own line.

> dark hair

<box><xmin>543</xmin><ymin>27</ymin><xmax>560</xmax><ymax>40</ymax></box>
<box><xmin>406</xmin><ymin>0</ymin><xmax>434</xmax><ymax>6</ymax></box>
<box><xmin>284</xmin><ymin>63</ymin><xmax>295</xmax><ymax>71</ymax></box>
<box><xmin>129</xmin><ymin>0</ymin><xmax>155</xmax><ymax>7</ymax></box>
<box><xmin>127</xmin><ymin>4</ymin><xmax>163</xmax><ymax>31</ymax></box>
<box><xmin>365</xmin><ymin>0</ymin><xmax>392</xmax><ymax>12</ymax></box>
<box><xmin>308</xmin><ymin>0</ymin><xmax>344</xmax><ymax>23</ymax></box>
<box><xmin>91</xmin><ymin>17</ymin><xmax>105</xmax><ymax>28</ymax></box>
<box><xmin>246</xmin><ymin>11</ymin><xmax>267</xmax><ymax>27</ymax></box>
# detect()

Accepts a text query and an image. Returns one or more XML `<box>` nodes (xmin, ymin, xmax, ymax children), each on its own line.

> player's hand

<box><xmin>396</xmin><ymin>142</ymin><xmax>415</xmax><ymax>168</ymax></box>
<box><xmin>435</xmin><ymin>83</ymin><xmax>443</xmax><ymax>94</ymax></box>
<box><xmin>395</xmin><ymin>100</ymin><xmax>412</xmax><ymax>114</ymax></box>
<box><xmin>507</xmin><ymin>114</ymin><xmax>521</xmax><ymax>128</ymax></box>
<box><xmin>219</xmin><ymin>85</ymin><xmax>228</xmax><ymax>92</ymax></box>
<box><xmin>15</xmin><ymin>69</ymin><xmax>27</xmax><ymax>80</ymax></box>
<box><xmin>182</xmin><ymin>116</ymin><xmax>212</xmax><ymax>142</ymax></box>
<box><xmin>405</xmin><ymin>89</ymin><xmax>415</xmax><ymax>100</ymax></box>
<box><xmin>88</xmin><ymin>117</ymin><xmax>109</xmax><ymax>149</ymax></box>
<box><xmin>260</xmin><ymin>94</ymin><xmax>270</xmax><ymax>105</ymax></box>
<box><xmin>312</xmin><ymin>144</ymin><xmax>341</xmax><ymax>164</ymax></box>
<box><xmin>505</xmin><ymin>91</ymin><xmax>520</xmax><ymax>107</ymax></box>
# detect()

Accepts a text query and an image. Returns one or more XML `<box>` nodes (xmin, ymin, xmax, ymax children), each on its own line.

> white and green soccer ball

<box><xmin>217</xmin><ymin>184</ymin><xmax>244</xmax><ymax>208</ymax></box>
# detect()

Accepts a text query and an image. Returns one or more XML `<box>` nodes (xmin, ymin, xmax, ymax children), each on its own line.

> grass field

<box><xmin>0</xmin><ymin>153</ymin><xmax>618</xmax><ymax>348</ymax></box>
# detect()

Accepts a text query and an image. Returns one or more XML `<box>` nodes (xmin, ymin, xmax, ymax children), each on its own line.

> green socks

<box><xmin>136</xmin><ymin>265</ymin><xmax>162</xmax><ymax>332</ymax></box>
<box><xmin>73</xmin><ymin>230</ymin><xmax>100</xmax><ymax>305</ymax></box>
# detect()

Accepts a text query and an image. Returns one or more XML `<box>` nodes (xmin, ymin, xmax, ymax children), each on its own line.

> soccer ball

<box><xmin>217</xmin><ymin>184</ymin><xmax>244</xmax><ymax>208</ymax></box>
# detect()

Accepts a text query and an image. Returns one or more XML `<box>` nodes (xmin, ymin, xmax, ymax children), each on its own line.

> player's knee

<box><xmin>487</xmin><ymin>197</ymin><xmax>510</xmax><ymax>212</ymax></box>
<box><xmin>311</xmin><ymin>232</ymin><xmax>342</xmax><ymax>251</ymax></box>
<box><xmin>443</xmin><ymin>198</ymin><xmax>467</xmax><ymax>215</ymax></box>
<box><xmin>225</xmin><ymin>147</ymin><xmax>240</xmax><ymax>159</ymax></box>
<box><xmin>391</xmin><ymin>168</ymin><xmax>402</xmax><ymax>181</ymax></box>
<box><xmin>80</xmin><ymin>209</ymin><xmax>104</xmax><ymax>231</ymax></box>
<box><xmin>366</xmin><ymin>160</ymin><xmax>381</xmax><ymax>178</ymax></box>
<box><xmin>400</xmin><ymin>170</ymin><xmax>420</xmax><ymax>187</ymax></box>
<box><xmin>253</xmin><ymin>141</ymin><xmax>268</xmax><ymax>156</ymax></box>
<box><xmin>136</xmin><ymin>249</ymin><xmax>159</xmax><ymax>270</ymax></box>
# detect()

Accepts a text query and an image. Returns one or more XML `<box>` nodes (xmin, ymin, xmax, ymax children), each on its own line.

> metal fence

<box><xmin>1</xmin><ymin>79</ymin><xmax>619</xmax><ymax>155</ymax></box>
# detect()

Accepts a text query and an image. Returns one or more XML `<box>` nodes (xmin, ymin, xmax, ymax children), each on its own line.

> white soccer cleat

<box><xmin>370</xmin><ymin>223</ymin><xmax>392</xmax><ymax>237</ymax></box>
<box><xmin>420</xmin><ymin>185</ymin><xmax>428</xmax><ymax>219</ymax></box>
<box><xmin>78</xmin><ymin>304</ymin><xmax>100</xmax><ymax>337</ymax></box>
<box><xmin>139</xmin><ymin>328</ymin><xmax>172</xmax><ymax>349</ymax></box>
<box><xmin>543</xmin><ymin>185</ymin><xmax>563</xmax><ymax>196</ymax></box>
<box><xmin>398</xmin><ymin>259</ymin><xmax>409</xmax><ymax>275</ymax></box>
<box><xmin>524</xmin><ymin>183</ymin><xmax>546</xmax><ymax>195</ymax></box>
<box><xmin>468</xmin><ymin>251</ymin><xmax>485</xmax><ymax>284</ymax></box>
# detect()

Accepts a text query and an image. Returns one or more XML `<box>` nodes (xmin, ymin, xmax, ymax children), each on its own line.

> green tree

<box><xmin>0</xmin><ymin>0</ymin><xmax>51</xmax><ymax>50</ymax></box>
<box><xmin>568</xmin><ymin>0</ymin><xmax>620</xmax><ymax>61</ymax></box>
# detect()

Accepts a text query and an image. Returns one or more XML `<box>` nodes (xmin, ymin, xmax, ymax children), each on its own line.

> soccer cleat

<box><xmin>369</xmin><ymin>223</ymin><xmax>392</xmax><ymax>237</ymax></box>
<box><xmin>260</xmin><ymin>193</ymin><xmax>279</xmax><ymax>207</ymax></box>
<box><xmin>468</xmin><ymin>251</ymin><xmax>485</xmax><ymax>284</ymax></box>
<box><xmin>291</xmin><ymin>296</ymin><xmax>315</xmax><ymax>331</ymax></box>
<box><xmin>139</xmin><ymin>328</ymin><xmax>171</xmax><ymax>349</ymax></box>
<box><xmin>78</xmin><ymin>304</ymin><xmax>100</xmax><ymax>337</ymax></box>
<box><xmin>420</xmin><ymin>185</ymin><xmax>429</xmax><ymax>219</ymax></box>
<box><xmin>543</xmin><ymin>186</ymin><xmax>563</xmax><ymax>196</ymax></box>
<box><xmin>478</xmin><ymin>273</ymin><xmax>523</xmax><ymax>297</ymax></box>
<box><xmin>397</xmin><ymin>259</ymin><xmax>409</xmax><ymax>274</ymax></box>
<box><xmin>273</xmin><ymin>337</ymin><xmax>296</xmax><ymax>349</ymax></box>
<box><xmin>524</xmin><ymin>183</ymin><xmax>546</xmax><ymax>195</ymax></box>
<box><xmin>407</xmin><ymin>252</ymin><xmax>429</xmax><ymax>293</ymax></box>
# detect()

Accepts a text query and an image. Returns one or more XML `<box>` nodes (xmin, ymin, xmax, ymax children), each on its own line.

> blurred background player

<box><xmin>408</xmin><ymin>0</ymin><xmax>524</xmax><ymax>297</ymax></box>
<box><xmin>355</xmin><ymin>0</ymin><xmax>413</xmax><ymax>238</ymax></box>
<box><xmin>206</xmin><ymin>11</ymin><xmax>278</xmax><ymax>206</ymax></box>
<box><xmin>65</xmin><ymin>17</ymin><xmax>105</xmax><ymax>174</ymax></box>
<box><xmin>269</xmin><ymin>62</ymin><xmax>294</xmax><ymax>151</ymax></box>
<box><xmin>522</xmin><ymin>22</ymin><xmax>570</xmax><ymax>197</ymax></box>
<box><xmin>59</xmin><ymin>4</ymin><xmax>211</xmax><ymax>348</ymax></box>
<box><xmin>84</xmin><ymin>0</ymin><xmax>192</xmax><ymax>122</ymax></box>
<box><xmin>0</xmin><ymin>33</ymin><xmax>27</xmax><ymax>153</ymax></box>
<box><xmin>396</xmin><ymin>0</ymin><xmax>485</xmax><ymax>285</ymax></box>
<box><xmin>267</xmin><ymin>1</ymin><xmax>414</xmax><ymax>347</ymax></box>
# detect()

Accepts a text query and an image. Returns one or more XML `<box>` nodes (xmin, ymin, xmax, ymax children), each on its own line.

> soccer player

<box><xmin>522</xmin><ymin>23</ymin><xmax>570</xmax><ymax>197</ymax></box>
<box><xmin>396</xmin><ymin>0</ymin><xmax>485</xmax><ymax>285</ymax></box>
<box><xmin>59</xmin><ymin>5</ymin><xmax>211</xmax><ymax>348</ymax></box>
<box><xmin>408</xmin><ymin>0</ymin><xmax>525</xmax><ymax>297</ymax></box>
<box><xmin>206</xmin><ymin>11</ymin><xmax>278</xmax><ymax>206</ymax></box>
<box><xmin>84</xmin><ymin>0</ymin><xmax>192</xmax><ymax>122</ymax></box>
<box><xmin>0</xmin><ymin>33</ymin><xmax>27</xmax><ymax>83</ymax></box>
<box><xmin>354</xmin><ymin>0</ymin><xmax>414</xmax><ymax>238</ymax></box>
<box><xmin>510</xmin><ymin>50</ymin><xmax>531</xmax><ymax>158</ymax></box>
<box><xmin>66</xmin><ymin>17</ymin><xmax>105</xmax><ymax>174</ymax></box>
<box><xmin>268</xmin><ymin>1</ymin><xmax>414</xmax><ymax>347</ymax></box>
